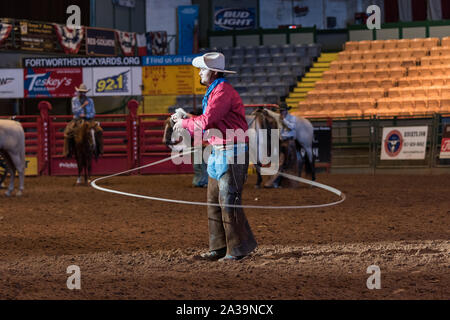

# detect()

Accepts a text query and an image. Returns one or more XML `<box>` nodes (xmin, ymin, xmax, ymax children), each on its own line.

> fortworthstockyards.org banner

<box><xmin>380</xmin><ymin>126</ymin><xmax>428</xmax><ymax>160</ymax></box>
<box><xmin>23</xmin><ymin>56</ymin><xmax>141</xmax><ymax>67</ymax></box>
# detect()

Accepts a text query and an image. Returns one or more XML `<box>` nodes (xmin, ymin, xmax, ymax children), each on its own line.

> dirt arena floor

<box><xmin>0</xmin><ymin>172</ymin><xmax>448</xmax><ymax>300</ymax></box>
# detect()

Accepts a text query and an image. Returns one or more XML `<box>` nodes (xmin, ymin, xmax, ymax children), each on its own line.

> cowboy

<box><xmin>171</xmin><ymin>52</ymin><xmax>257</xmax><ymax>261</ymax></box>
<box><xmin>264</xmin><ymin>103</ymin><xmax>298</xmax><ymax>188</ymax></box>
<box><xmin>63</xmin><ymin>84</ymin><xmax>103</xmax><ymax>158</ymax></box>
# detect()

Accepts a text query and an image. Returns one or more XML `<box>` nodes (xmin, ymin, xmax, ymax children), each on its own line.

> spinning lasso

<box><xmin>91</xmin><ymin>148</ymin><xmax>346</xmax><ymax>209</ymax></box>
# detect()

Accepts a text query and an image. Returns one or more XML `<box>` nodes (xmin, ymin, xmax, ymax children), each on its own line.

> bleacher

<box><xmin>296</xmin><ymin>37</ymin><xmax>450</xmax><ymax>119</ymax></box>
<box><xmin>168</xmin><ymin>43</ymin><xmax>322</xmax><ymax>114</ymax></box>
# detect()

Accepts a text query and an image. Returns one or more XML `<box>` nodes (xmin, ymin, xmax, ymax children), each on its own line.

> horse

<box><xmin>0</xmin><ymin>119</ymin><xmax>25</xmax><ymax>196</ymax></box>
<box><xmin>246</xmin><ymin>107</ymin><xmax>316</xmax><ymax>188</ymax></box>
<box><xmin>73</xmin><ymin>120</ymin><xmax>96</xmax><ymax>185</ymax></box>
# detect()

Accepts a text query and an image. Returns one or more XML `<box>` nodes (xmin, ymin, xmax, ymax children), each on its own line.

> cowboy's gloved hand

<box><xmin>173</xmin><ymin>119</ymin><xmax>184</xmax><ymax>132</ymax></box>
<box><xmin>170</xmin><ymin>113</ymin><xmax>180</xmax><ymax>123</ymax></box>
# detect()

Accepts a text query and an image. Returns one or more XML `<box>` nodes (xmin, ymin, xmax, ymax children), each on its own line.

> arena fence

<box><xmin>3</xmin><ymin>101</ymin><xmax>450</xmax><ymax>176</ymax></box>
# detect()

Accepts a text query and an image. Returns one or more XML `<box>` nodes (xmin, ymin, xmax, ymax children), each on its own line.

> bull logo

<box><xmin>384</xmin><ymin>130</ymin><xmax>403</xmax><ymax>157</ymax></box>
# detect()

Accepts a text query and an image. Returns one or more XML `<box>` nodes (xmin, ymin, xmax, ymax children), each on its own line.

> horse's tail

<box><xmin>304</xmin><ymin>149</ymin><xmax>313</xmax><ymax>174</ymax></box>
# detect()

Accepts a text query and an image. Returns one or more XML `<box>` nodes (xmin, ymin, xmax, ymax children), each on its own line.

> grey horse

<box><xmin>246</xmin><ymin>108</ymin><xmax>315</xmax><ymax>188</ymax></box>
<box><xmin>0</xmin><ymin>119</ymin><xmax>25</xmax><ymax>196</ymax></box>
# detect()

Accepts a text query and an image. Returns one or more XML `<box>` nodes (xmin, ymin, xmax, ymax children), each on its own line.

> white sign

<box><xmin>380</xmin><ymin>126</ymin><xmax>428</xmax><ymax>160</ymax></box>
<box><xmin>0</xmin><ymin>69</ymin><xmax>24</xmax><ymax>98</ymax></box>
<box><xmin>91</xmin><ymin>67</ymin><xmax>132</xmax><ymax>96</ymax></box>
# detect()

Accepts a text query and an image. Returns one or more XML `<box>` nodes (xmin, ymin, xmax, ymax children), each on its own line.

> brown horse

<box><xmin>73</xmin><ymin>121</ymin><xmax>95</xmax><ymax>185</ymax></box>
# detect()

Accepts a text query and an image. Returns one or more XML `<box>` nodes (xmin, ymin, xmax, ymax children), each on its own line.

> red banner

<box><xmin>24</xmin><ymin>67</ymin><xmax>82</xmax><ymax>98</ymax></box>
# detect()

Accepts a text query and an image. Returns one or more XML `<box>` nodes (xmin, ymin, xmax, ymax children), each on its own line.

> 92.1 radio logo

<box><xmin>95</xmin><ymin>70</ymin><xmax>129</xmax><ymax>93</ymax></box>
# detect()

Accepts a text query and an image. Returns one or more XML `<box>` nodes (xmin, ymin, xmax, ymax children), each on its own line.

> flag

<box><xmin>385</xmin><ymin>0</ymin><xmax>450</xmax><ymax>22</ymax></box>
<box><xmin>136</xmin><ymin>33</ymin><xmax>147</xmax><ymax>56</ymax></box>
<box><xmin>116</xmin><ymin>30</ymin><xmax>136</xmax><ymax>56</ymax></box>
<box><xmin>54</xmin><ymin>24</ymin><xmax>84</xmax><ymax>54</ymax></box>
<box><xmin>0</xmin><ymin>22</ymin><xmax>12</xmax><ymax>46</ymax></box>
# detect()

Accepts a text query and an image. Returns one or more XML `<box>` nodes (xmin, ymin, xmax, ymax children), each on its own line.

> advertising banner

<box><xmin>143</xmin><ymin>65</ymin><xmax>194</xmax><ymax>95</ymax></box>
<box><xmin>24</xmin><ymin>68</ymin><xmax>83</xmax><ymax>98</ymax></box>
<box><xmin>380</xmin><ymin>126</ymin><xmax>428</xmax><ymax>160</ymax></box>
<box><xmin>142</xmin><ymin>55</ymin><xmax>201</xmax><ymax>95</ymax></box>
<box><xmin>0</xmin><ymin>69</ymin><xmax>24</xmax><ymax>98</ymax></box>
<box><xmin>92</xmin><ymin>67</ymin><xmax>132</xmax><ymax>96</ymax></box>
<box><xmin>439</xmin><ymin>118</ymin><xmax>450</xmax><ymax>159</ymax></box>
<box><xmin>86</xmin><ymin>27</ymin><xmax>116</xmax><ymax>56</ymax></box>
<box><xmin>19</xmin><ymin>21</ymin><xmax>55</xmax><ymax>52</ymax></box>
<box><xmin>213</xmin><ymin>7</ymin><xmax>256</xmax><ymax>31</ymax></box>
<box><xmin>177</xmin><ymin>5</ymin><xmax>199</xmax><ymax>55</ymax></box>
<box><xmin>23</xmin><ymin>56</ymin><xmax>141</xmax><ymax>68</ymax></box>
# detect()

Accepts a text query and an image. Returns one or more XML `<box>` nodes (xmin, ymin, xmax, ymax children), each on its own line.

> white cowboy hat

<box><xmin>192</xmin><ymin>52</ymin><xmax>236</xmax><ymax>74</ymax></box>
<box><xmin>75</xmin><ymin>83</ymin><xmax>90</xmax><ymax>92</ymax></box>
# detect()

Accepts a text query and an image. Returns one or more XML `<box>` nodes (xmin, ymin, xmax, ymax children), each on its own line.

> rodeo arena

<box><xmin>0</xmin><ymin>0</ymin><xmax>448</xmax><ymax>311</ymax></box>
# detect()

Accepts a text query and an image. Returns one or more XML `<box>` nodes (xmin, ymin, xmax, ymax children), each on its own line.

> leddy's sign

<box><xmin>86</xmin><ymin>28</ymin><xmax>116</xmax><ymax>56</ymax></box>
<box><xmin>380</xmin><ymin>126</ymin><xmax>428</xmax><ymax>160</ymax></box>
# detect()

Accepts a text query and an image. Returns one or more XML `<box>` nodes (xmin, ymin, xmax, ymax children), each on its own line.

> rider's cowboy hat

<box><xmin>192</xmin><ymin>52</ymin><xmax>236</xmax><ymax>74</ymax></box>
<box><xmin>75</xmin><ymin>83</ymin><xmax>90</xmax><ymax>93</ymax></box>
<box><xmin>279</xmin><ymin>102</ymin><xmax>292</xmax><ymax>111</ymax></box>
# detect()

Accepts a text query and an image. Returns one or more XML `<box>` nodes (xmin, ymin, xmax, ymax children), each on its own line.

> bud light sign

<box><xmin>214</xmin><ymin>7</ymin><xmax>256</xmax><ymax>30</ymax></box>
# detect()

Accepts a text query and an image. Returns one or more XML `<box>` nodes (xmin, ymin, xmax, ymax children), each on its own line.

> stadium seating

<box><xmin>295</xmin><ymin>37</ymin><xmax>450</xmax><ymax>118</ymax></box>
<box><xmin>171</xmin><ymin>43</ymin><xmax>322</xmax><ymax>112</ymax></box>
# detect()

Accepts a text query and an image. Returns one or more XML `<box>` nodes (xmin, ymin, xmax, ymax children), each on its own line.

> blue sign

<box><xmin>177</xmin><ymin>5</ymin><xmax>199</xmax><ymax>55</ymax></box>
<box><xmin>142</xmin><ymin>54</ymin><xmax>201</xmax><ymax>66</ymax></box>
<box><xmin>214</xmin><ymin>7</ymin><xmax>256</xmax><ymax>31</ymax></box>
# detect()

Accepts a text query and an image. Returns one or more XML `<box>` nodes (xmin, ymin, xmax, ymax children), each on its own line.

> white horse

<box><xmin>0</xmin><ymin>120</ymin><xmax>25</xmax><ymax>196</ymax></box>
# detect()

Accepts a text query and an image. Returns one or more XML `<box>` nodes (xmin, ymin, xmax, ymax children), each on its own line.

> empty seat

<box><xmin>232</xmin><ymin>46</ymin><xmax>245</xmax><ymax>56</ymax></box>
<box><xmin>344</xmin><ymin>41</ymin><xmax>359</xmax><ymax>51</ymax></box>
<box><xmin>358</xmin><ymin>40</ymin><xmax>371</xmax><ymax>51</ymax></box>
<box><xmin>423</xmin><ymin>37</ymin><xmax>439</xmax><ymax>48</ymax></box>
<box><xmin>294</xmin><ymin>44</ymin><xmax>307</xmax><ymax>56</ymax></box>
<box><xmin>244</xmin><ymin>55</ymin><xmax>257</xmax><ymax>64</ymax></box>
<box><xmin>278</xmin><ymin>63</ymin><xmax>292</xmax><ymax>73</ymax></box>
<box><xmin>257</xmin><ymin>54</ymin><xmax>271</xmax><ymax>64</ymax></box>
<box><xmin>231</xmin><ymin>55</ymin><xmax>244</xmax><ymax>64</ymax></box>
<box><xmin>383</xmin><ymin>40</ymin><xmax>397</xmax><ymax>50</ymax></box>
<box><xmin>410</xmin><ymin>38</ymin><xmax>424</xmax><ymax>48</ymax></box>
<box><xmin>442</xmin><ymin>36</ymin><xmax>450</xmax><ymax>47</ymax></box>
<box><xmin>256</xmin><ymin>45</ymin><xmax>270</xmax><ymax>55</ymax></box>
<box><xmin>281</xmin><ymin>44</ymin><xmax>295</xmax><ymax>54</ymax></box>
<box><xmin>397</xmin><ymin>39</ymin><xmax>411</xmax><ymax>49</ymax></box>
<box><xmin>306</xmin><ymin>44</ymin><xmax>321</xmax><ymax>57</ymax></box>
<box><xmin>281</xmin><ymin>75</ymin><xmax>297</xmax><ymax>86</ymax></box>
<box><xmin>370</xmin><ymin>40</ymin><xmax>384</xmax><ymax>50</ymax></box>
<box><xmin>285</xmin><ymin>53</ymin><xmax>301</xmax><ymax>63</ymax></box>
<box><xmin>272</xmin><ymin>54</ymin><xmax>285</xmax><ymax>64</ymax></box>
<box><xmin>269</xmin><ymin>45</ymin><xmax>282</xmax><ymax>55</ymax></box>
<box><xmin>244</xmin><ymin>46</ymin><xmax>257</xmax><ymax>56</ymax></box>
<box><xmin>252</xmin><ymin>64</ymin><xmax>265</xmax><ymax>74</ymax></box>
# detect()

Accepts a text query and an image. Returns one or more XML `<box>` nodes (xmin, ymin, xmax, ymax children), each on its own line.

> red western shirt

<box><xmin>181</xmin><ymin>81</ymin><xmax>248</xmax><ymax>145</ymax></box>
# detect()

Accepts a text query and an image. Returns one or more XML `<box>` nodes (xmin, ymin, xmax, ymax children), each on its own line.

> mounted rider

<box><xmin>63</xmin><ymin>84</ymin><xmax>103</xmax><ymax>158</ymax></box>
